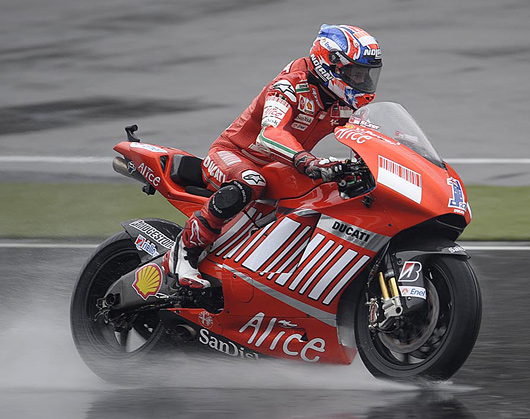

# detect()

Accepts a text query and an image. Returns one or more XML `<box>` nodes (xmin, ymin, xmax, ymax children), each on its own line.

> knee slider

<box><xmin>209</xmin><ymin>181</ymin><xmax>252</xmax><ymax>219</ymax></box>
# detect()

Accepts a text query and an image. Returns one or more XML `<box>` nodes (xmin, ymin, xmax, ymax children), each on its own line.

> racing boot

<box><xmin>165</xmin><ymin>210</ymin><xmax>222</xmax><ymax>289</ymax></box>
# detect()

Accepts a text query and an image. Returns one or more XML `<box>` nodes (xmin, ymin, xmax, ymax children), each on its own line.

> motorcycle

<box><xmin>70</xmin><ymin>102</ymin><xmax>481</xmax><ymax>382</ymax></box>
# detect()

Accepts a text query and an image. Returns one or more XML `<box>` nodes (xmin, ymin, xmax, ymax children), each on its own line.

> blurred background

<box><xmin>1</xmin><ymin>0</ymin><xmax>529</xmax><ymax>183</ymax></box>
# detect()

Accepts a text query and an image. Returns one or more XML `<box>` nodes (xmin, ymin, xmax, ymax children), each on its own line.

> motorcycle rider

<box><xmin>166</xmin><ymin>24</ymin><xmax>383</xmax><ymax>288</ymax></box>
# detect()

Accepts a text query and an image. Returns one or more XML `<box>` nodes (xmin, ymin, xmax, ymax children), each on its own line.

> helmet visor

<box><xmin>339</xmin><ymin>64</ymin><xmax>381</xmax><ymax>94</ymax></box>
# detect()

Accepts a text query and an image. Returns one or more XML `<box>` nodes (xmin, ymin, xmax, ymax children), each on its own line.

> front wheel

<box><xmin>355</xmin><ymin>256</ymin><xmax>482</xmax><ymax>381</ymax></box>
<box><xmin>70</xmin><ymin>231</ymin><xmax>169</xmax><ymax>383</ymax></box>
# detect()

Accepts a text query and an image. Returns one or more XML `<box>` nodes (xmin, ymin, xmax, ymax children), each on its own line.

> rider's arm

<box><xmin>252</xmin><ymin>90</ymin><xmax>304</xmax><ymax>166</ymax></box>
<box><xmin>251</xmin><ymin>77</ymin><xmax>344</xmax><ymax>181</ymax></box>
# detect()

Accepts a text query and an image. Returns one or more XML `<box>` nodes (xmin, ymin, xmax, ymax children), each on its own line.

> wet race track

<box><xmin>0</xmin><ymin>244</ymin><xmax>529</xmax><ymax>418</ymax></box>
<box><xmin>2</xmin><ymin>0</ymin><xmax>530</xmax><ymax>417</ymax></box>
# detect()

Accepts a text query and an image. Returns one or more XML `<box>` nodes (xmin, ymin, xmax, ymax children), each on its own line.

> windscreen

<box><xmin>350</xmin><ymin>102</ymin><xmax>445</xmax><ymax>167</ymax></box>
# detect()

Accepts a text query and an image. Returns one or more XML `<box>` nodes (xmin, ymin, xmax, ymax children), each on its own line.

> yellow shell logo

<box><xmin>133</xmin><ymin>263</ymin><xmax>162</xmax><ymax>300</ymax></box>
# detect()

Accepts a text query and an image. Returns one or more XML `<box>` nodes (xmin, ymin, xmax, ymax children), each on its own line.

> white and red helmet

<box><xmin>309</xmin><ymin>24</ymin><xmax>382</xmax><ymax>109</ymax></box>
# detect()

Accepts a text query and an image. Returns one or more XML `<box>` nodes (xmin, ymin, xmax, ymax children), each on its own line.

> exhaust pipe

<box><xmin>172</xmin><ymin>324</ymin><xmax>197</xmax><ymax>342</ymax></box>
<box><xmin>112</xmin><ymin>156</ymin><xmax>147</xmax><ymax>184</ymax></box>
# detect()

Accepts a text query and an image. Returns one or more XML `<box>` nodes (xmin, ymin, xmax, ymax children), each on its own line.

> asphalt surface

<box><xmin>1</xmin><ymin>0</ymin><xmax>530</xmax><ymax>417</ymax></box>
<box><xmin>0</xmin><ymin>244</ymin><xmax>529</xmax><ymax>418</ymax></box>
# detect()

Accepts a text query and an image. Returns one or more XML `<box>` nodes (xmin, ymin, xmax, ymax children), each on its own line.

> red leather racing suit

<box><xmin>185</xmin><ymin>56</ymin><xmax>353</xmax><ymax>248</ymax></box>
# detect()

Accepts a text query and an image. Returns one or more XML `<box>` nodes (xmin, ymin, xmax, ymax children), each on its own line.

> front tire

<box><xmin>355</xmin><ymin>256</ymin><xmax>482</xmax><ymax>381</ymax></box>
<box><xmin>70</xmin><ymin>231</ymin><xmax>169</xmax><ymax>382</ymax></box>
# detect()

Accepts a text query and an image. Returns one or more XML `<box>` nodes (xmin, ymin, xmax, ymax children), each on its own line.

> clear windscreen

<box><xmin>350</xmin><ymin>102</ymin><xmax>445</xmax><ymax>167</ymax></box>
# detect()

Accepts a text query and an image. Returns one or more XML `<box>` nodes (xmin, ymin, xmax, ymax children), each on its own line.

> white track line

<box><xmin>0</xmin><ymin>156</ymin><xmax>530</xmax><ymax>164</ymax></box>
<box><xmin>461</xmin><ymin>245</ymin><xmax>530</xmax><ymax>251</ymax></box>
<box><xmin>447</xmin><ymin>158</ymin><xmax>530</xmax><ymax>164</ymax></box>
<box><xmin>0</xmin><ymin>156</ymin><xmax>112</xmax><ymax>163</ymax></box>
<box><xmin>0</xmin><ymin>243</ymin><xmax>98</xmax><ymax>249</ymax></box>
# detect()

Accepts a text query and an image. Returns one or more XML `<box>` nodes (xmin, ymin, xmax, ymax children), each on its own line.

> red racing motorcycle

<box><xmin>70</xmin><ymin>102</ymin><xmax>481</xmax><ymax>382</ymax></box>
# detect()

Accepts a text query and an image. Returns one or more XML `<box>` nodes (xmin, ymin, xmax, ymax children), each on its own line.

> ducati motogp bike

<box><xmin>70</xmin><ymin>102</ymin><xmax>482</xmax><ymax>383</ymax></box>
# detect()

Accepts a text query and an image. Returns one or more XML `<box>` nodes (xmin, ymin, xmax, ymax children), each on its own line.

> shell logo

<box><xmin>132</xmin><ymin>263</ymin><xmax>163</xmax><ymax>300</ymax></box>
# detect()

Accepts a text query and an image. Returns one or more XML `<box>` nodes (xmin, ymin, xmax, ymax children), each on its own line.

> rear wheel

<box><xmin>355</xmin><ymin>256</ymin><xmax>482</xmax><ymax>381</ymax></box>
<box><xmin>70</xmin><ymin>231</ymin><xmax>169</xmax><ymax>382</ymax></box>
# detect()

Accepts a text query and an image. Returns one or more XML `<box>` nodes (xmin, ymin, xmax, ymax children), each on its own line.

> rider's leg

<box><xmin>168</xmin><ymin>149</ymin><xmax>266</xmax><ymax>288</ymax></box>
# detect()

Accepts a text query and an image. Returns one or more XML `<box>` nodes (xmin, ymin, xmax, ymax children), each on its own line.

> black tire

<box><xmin>70</xmin><ymin>231</ymin><xmax>169</xmax><ymax>383</ymax></box>
<box><xmin>354</xmin><ymin>256</ymin><xmax>482</xmax><ymax>381</ymax></box>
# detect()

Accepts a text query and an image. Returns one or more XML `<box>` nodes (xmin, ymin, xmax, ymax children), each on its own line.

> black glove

<box><xmin>293</xmin><ymin>151</ymin><xmax>344</xmax><ymax>182</ymax></box>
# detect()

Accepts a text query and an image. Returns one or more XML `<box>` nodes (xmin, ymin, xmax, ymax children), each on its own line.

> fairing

<box><xmin>111</xmin><ymin>102</ymin><xmax>471</xmax><ymax>365</ymax></box>
<box><xmin>334</xmin><ymin>102</ymin><xmax>471</xmax><ymax>231</ymax></box>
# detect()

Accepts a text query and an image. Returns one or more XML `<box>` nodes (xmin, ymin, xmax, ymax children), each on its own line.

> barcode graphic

<box><xmin>378</xmin><ymin>156</ymin><xmax>421</xmax><ymax>187</ymax></box>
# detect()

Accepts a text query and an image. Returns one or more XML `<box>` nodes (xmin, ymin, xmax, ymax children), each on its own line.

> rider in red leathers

<box><xmin>167</xmin><ymin>24</ymin><xmax>383</xmax><ymax>288</ymax></box>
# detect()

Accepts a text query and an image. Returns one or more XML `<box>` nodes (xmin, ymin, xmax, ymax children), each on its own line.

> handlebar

<box><xmin>335</xmin><ymin>158</ymin><xmax>375</xmax><ymax>199</ymax></box>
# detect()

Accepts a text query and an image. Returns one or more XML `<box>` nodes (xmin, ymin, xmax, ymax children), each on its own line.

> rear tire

<box><xmin>355</xmin><ymin>256</ymin><xmax>482</xmax><ymax>381</ymax></box>
<box><xmin>70</xmin><ymin>231</ymin><xmax>169</xmax><ymax>383</ymax></box>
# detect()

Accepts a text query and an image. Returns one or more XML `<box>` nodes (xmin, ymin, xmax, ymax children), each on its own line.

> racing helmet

<box><xmin>309</xmin><ymin>24</ymin><xmax>382</xmax><ymax>109</ymax></box>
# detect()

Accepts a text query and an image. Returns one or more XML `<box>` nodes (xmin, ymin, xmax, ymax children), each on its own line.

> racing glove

<box><xmin>293</xmin><ymin>151</ymin><xmax>344</xmax><ymax>182</ymax></box>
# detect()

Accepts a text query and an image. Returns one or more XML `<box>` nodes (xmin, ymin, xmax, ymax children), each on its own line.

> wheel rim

<box><xmin>365</xmin><ymin>261</ymin><xmax>453</xmax><ymax>368</ymax></box>
<box><xmin>82</xmin><ymin>246</ymin><xmax>164</xmax><ymax>356</ymax></box>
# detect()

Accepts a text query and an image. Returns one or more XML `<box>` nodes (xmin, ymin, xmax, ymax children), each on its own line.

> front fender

<box><xmin>390</xmin><ymin>235</ymin><xmax>469</xmax><ymax>266</ymax></box>
<box><xmin>388</xmin><ymin>235</ymin><xmax>468</xmax><ymax>311</ymax></box>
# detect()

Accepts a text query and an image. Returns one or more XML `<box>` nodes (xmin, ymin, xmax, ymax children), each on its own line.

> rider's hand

<box><xmin>293</xmin><ymin>151</ymin><xmax>344</xmax><ymax>182</ymax></box>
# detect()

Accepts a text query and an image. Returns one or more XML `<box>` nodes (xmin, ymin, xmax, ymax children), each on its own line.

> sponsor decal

<box><xmin>241</xmin><ymin>170</ymin><xmax>266</xmax><ymax>186</ymax></box>
<box><xmin>295</xmin><ymin>82</ymin><xmax>310</xmax><ymax>93</ymax></box>
<box><xmin>330</xmin><ymin>119</ymin><xmax>340</xmax><ymax>127</ymax></box>
<box><xmin>198</xmin><ymin>310</ymin><xmax>214</xmax><ymax>329</ymax></box>
<box><xmin>447</xmin><ymin>177</ymin><xmax>467</xmax><ymax>213</ymax></box>
<box><xmin>447</xmin><ymin>245</ymin><xmax>465</xmax><ymax>254</ymax></box>
<box><xmin>127</xmin><ymin>160</ymin><xmax>136</xmax><ymax>174</ymax></box>
<box><xmin>130</xmin><ymin>143</ymin><xmax>168</xmax><ymax>153</ymax></box>
<box><xmin>347</xmin><ymin>116</ymin><xmax>380</xmax><ymax>130</ymax></box>
<box><xmin>135</xmin><ymin>234</ymin><xmax>160</xmax><ymax>257</ymax></box>
<box><xmin>363</xmin><ymin>48</ymin><xmax>382</xmax><ymax>59</ymax></box>
<box><xmin>291</xmin><ymin>122</ymin><xmax>309</xmax><ymax>131</ymax></box>
<box><xmin>320</xmin><ymin>38</ymin><xmax>344</xmax><ymax>55</ymax></box>
<box><xmin>377</xmin><ymin>156</ymin><xmax>422</xmax><ymax>204</ymax></box>
<box><xmin>298</xmin><ymin>96</ymin><xmax>315</xmax><ymax>115</ymax></box>
<box><xmin>310</xmin><ymin>86</ymin><xmax>324</xmax><ymax>109</ymax></box>
<box><xmin>331</xmin><ymin>105</ymin><xmax>353</xmax><ymax>119</ymax></box>
<box><xmin>335</xmin><ymin>127</ymin><xmax>366</xmax><ymax>143</ymax></box>
<box><xmin>203</xmin><ymin>155</ymin><xmax>227</xmax><ymax>184</ymax></box>
<box><xmin>331</xmin><ymin>221</ymin><xmax>371</xmax><ymax>242</ymax></box>
<box><xmin>399</xmin><ymin>286</ymin><xmax>427</xmax><ymax>300</ymax></box>
<box><xmin>272</xmin><ymin>80</ymin><xmax>296</xmax><ymax>102</ymax></box>
<box><xmin>133</xmin><ymin>263</ymin><xmax>163</xmax><ymax>300</ymax></box>
<box><xmin>316</xmin><ymin>216</ymin><xmax>389</xmax><ymax>251</ymax></box>
<box><xmin>198</xmin><ymin>329</ymin><xmax>260</xmax><ymax>360</ymax></box>
<box><xmin>310</xmin><ymin>55</ymin><xmax>333</xmax><ymax>82</ymax></box>
<box><xmin>335</xmin><ymin>126</ymin><xmax>398</xmax><ymax>145</ymax></box>
<box><xmin>294</xmin><ymin>113</ymin><xmax>314</xmax><ymax>125</ymax></box>
<box><xmin>399</xmin><ymin>261</ymin><xmax>422</xmax><ymax>283</ymax></box>
<box><xmin>137</xmin><ymin>163</ymin><xmax>161</xmax><ymax>187</ymax></box>
<box><xmin>239</xmin><ymin>312</ymin><xmax>326</xmax><ymax>363</ymax></box>
<box><xmin>262</xmin><ymin>96</ymin><xmax>290</xmax><ymax>128</ymax></box>
<box><xmin>129</xmin><ymin>220</ymin><xmax>174</xmax><ymax>249</ymax></box>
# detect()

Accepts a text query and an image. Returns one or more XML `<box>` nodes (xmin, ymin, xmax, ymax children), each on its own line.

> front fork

<box><xmin>366</xmin><ymin>253</ymin><xmax>427</xmax><ymax>332</ymax></box>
